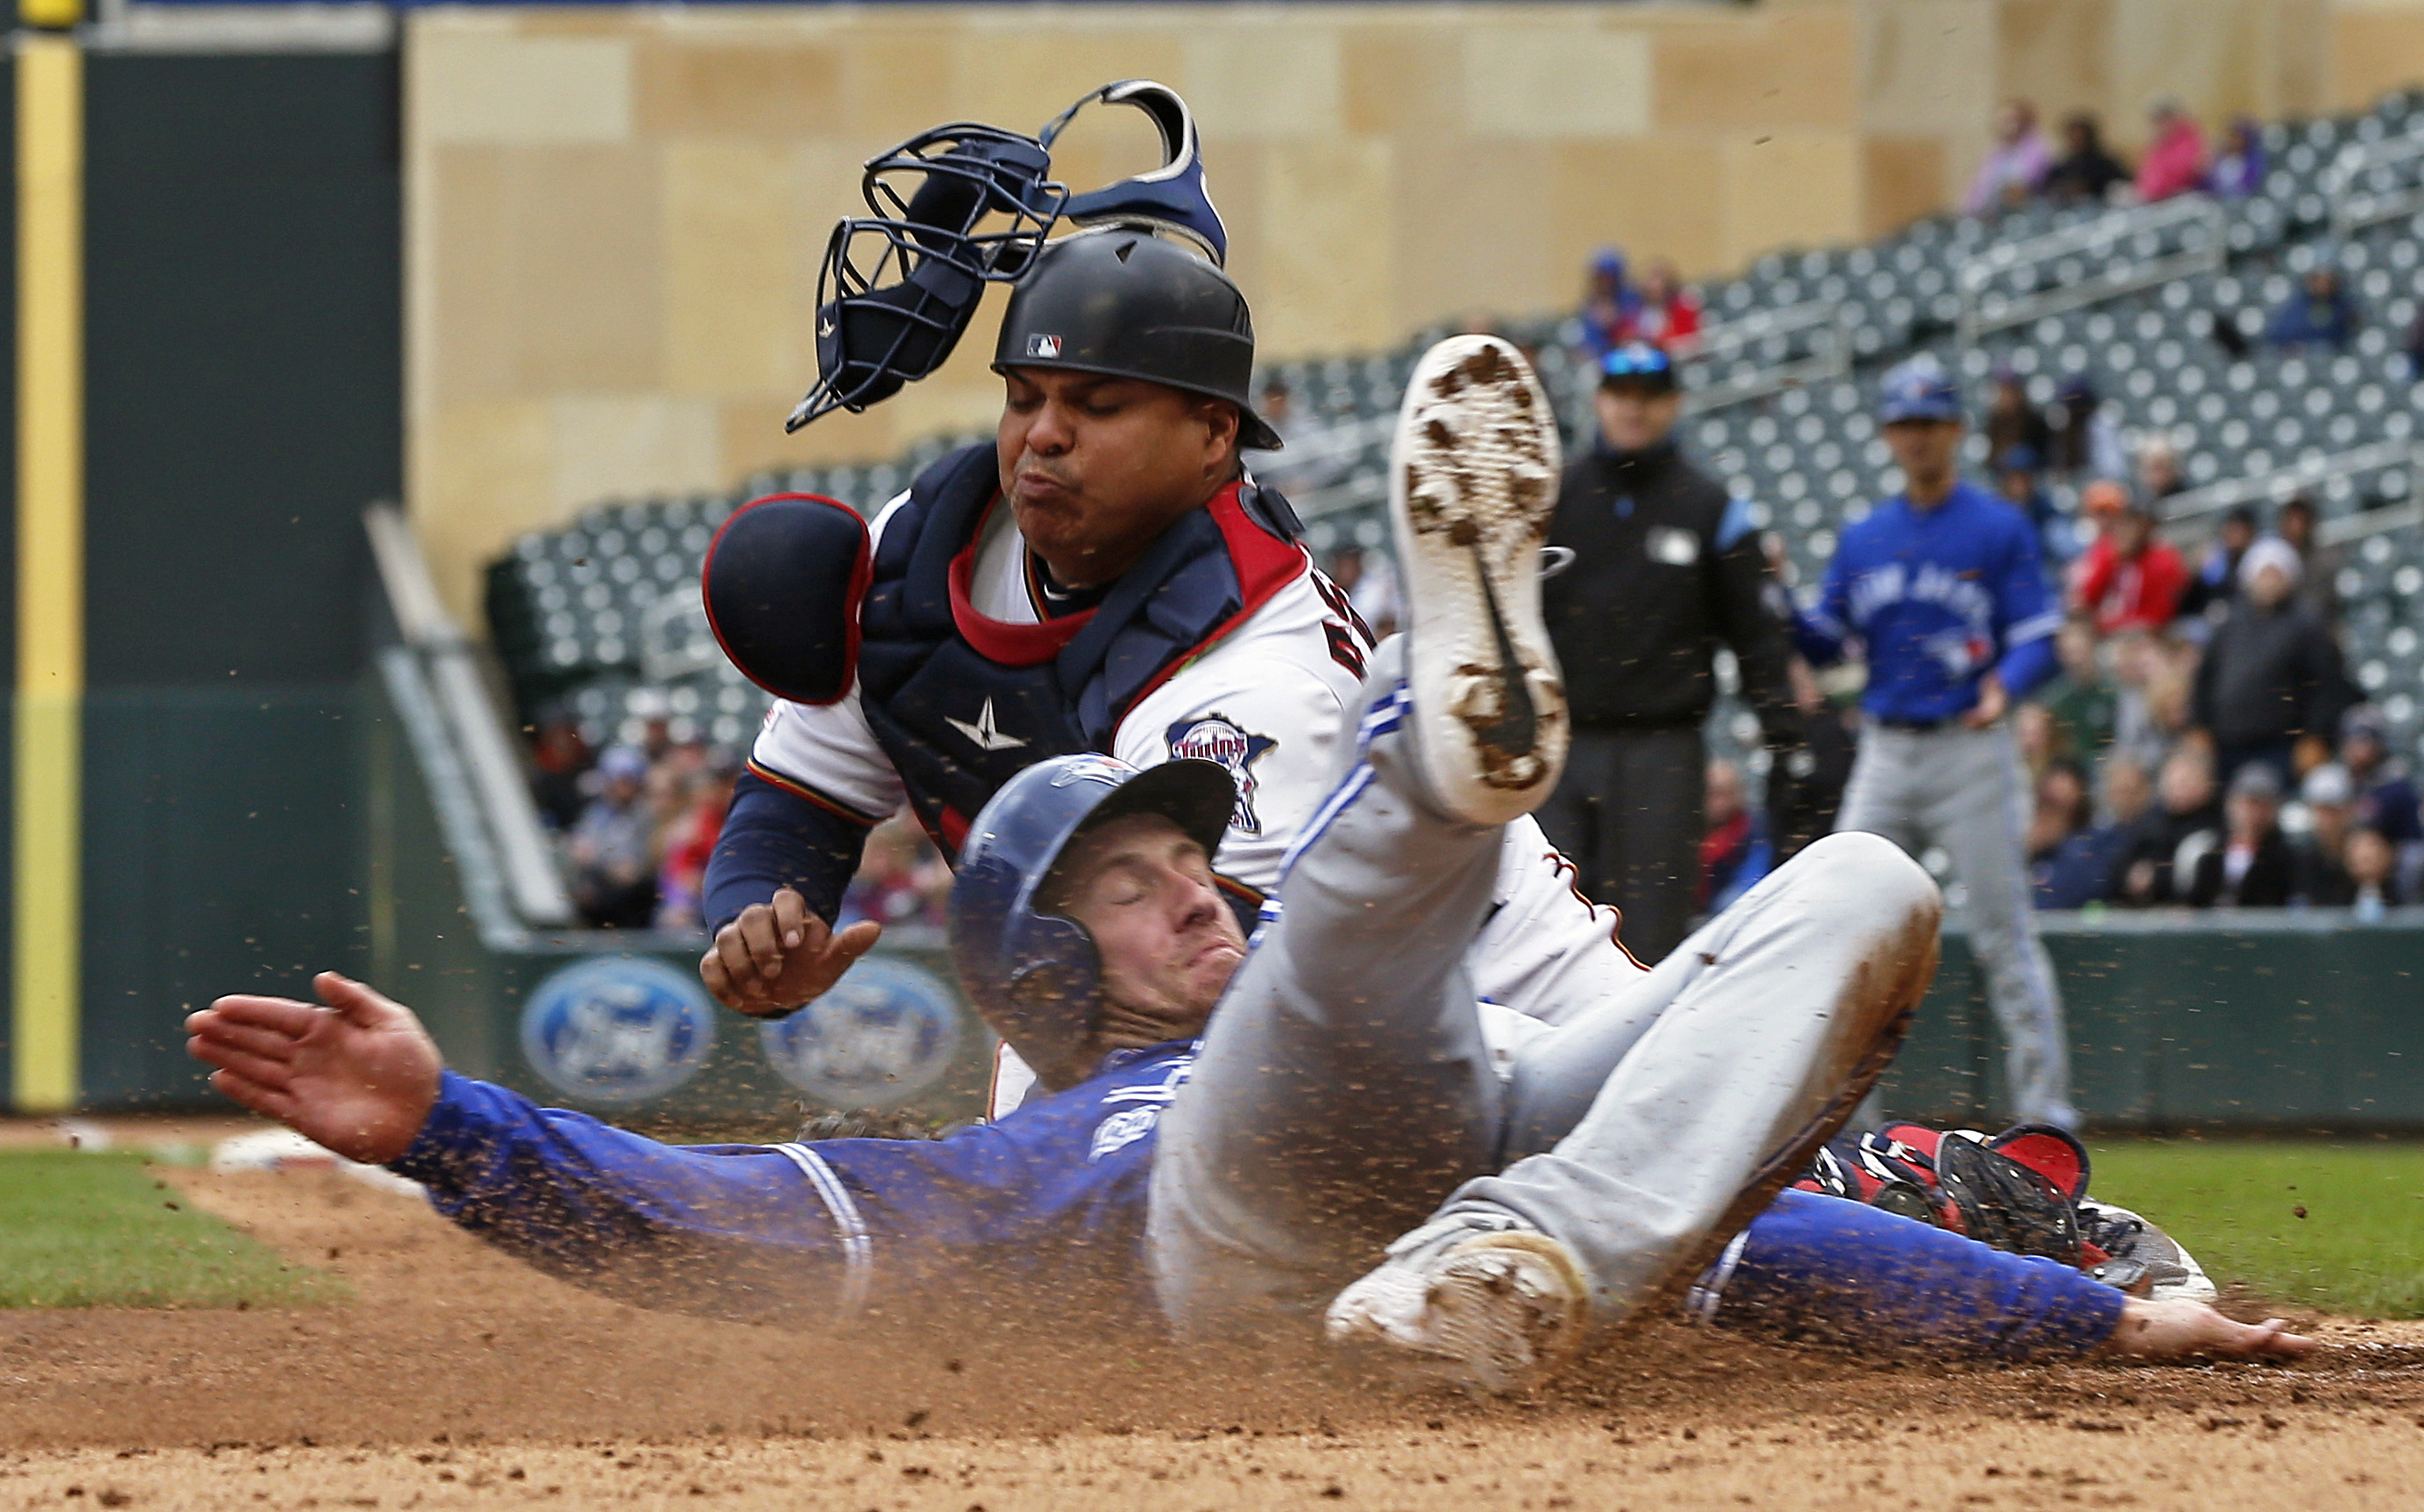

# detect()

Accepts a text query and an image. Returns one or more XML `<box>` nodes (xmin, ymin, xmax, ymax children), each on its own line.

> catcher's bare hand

<box><xmin>186</xmin><ymin>972</ymin><xmax>442</xmax><ymax>1165</ymax></box>
<box><xmin>2100</xmin><ymin>1297</ymin><xmax>2312</xmax><ymax>1361</ymax></box>
<box><xmin>700</xmin><ymin>886</ymin><xmax>883</xmax><ymax>1018</ymax></box>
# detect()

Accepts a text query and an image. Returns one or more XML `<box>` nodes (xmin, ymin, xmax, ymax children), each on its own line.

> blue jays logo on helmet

<box><xmin>950</xmin><ymin>754</ymin><xmax>1235</xmax><ymax>1090</ymax></box>
<box><xmin>1877</xmin><ymin>355</ymin><xmax>1964</xmax><ymax>425</ymax></box>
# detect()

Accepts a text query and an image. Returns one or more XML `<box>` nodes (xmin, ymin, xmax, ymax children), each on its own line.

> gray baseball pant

<box><xmin>1145</xmin><ymin>654</ymin><xmax>1943</xmax><ymax>1343</ymax></box>
<box><xmin>1833</xmin><ymin>723</ymin><xmax>2077</xmax><ymax>1129</ymax></box>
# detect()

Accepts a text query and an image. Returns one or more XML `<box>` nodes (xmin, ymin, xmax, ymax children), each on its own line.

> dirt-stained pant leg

<box><xmin>1442</xmin><ymin>831</ymin><xmax>1943</xmax><ymax>1324</ymax></box>
<box><xmin>1148</xmin><ymin>663</ymin><xmax>1506</xmax><ymax>1342</ymax></box>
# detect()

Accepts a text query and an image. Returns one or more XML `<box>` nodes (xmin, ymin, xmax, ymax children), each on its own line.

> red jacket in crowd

<box><xmin>2071</xmin><ymin>535</ymin><xmax>2189</xmax><ymax>634</ymax></box>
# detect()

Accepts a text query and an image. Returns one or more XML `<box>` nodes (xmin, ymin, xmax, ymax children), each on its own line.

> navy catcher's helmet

<box><xmin>1877</xmin><ymin>355</ymin><xmax>1964</xmax><ymax>425</ymax></box>
<box><xmin>787</xmin><ymin>123</ymin><xmax>1068</xmax><ymax>432</ymax></box>
<box><xmin>950</xmin><ymin>753</ymin><xmax>1235</xmax><ymax>1088</ymax></box>
<box><xmin>994</xmin><ymin>232</ymin><xmax>1283</xmax><ymax>451</ymax></box>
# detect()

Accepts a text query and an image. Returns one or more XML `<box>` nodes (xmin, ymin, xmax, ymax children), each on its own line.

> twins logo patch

<box><xmin>1026</xmin><ymin>334</ymin><xmax>1063</xmax><ymax>358</ymax></box>
<box><xmin>1166</xmin><ymin>714</ymin><xmax>1277</xmax><ymax>835</ymax></box>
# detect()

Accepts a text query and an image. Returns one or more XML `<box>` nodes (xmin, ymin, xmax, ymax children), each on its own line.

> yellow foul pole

<box><xmin>13</xmin><ymin>33</ymin><xmax>81</xmax><ymax>1112</ymax></box>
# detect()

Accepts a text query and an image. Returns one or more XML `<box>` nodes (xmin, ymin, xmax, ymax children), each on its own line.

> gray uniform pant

<box><xmin>1834</xmin><ymin>723</ymin><xmax>2076</xmax><ymax>1129</ymax></box>
<box><xmin>1535</xmin><ymin>726</ymin><xmax>1706</xmax><ymax>965</ymax></box>
<box><xmin>1146</xmin><ymin>660</ymin><xmax>1943</xmax><ymax>1343</ymax></box>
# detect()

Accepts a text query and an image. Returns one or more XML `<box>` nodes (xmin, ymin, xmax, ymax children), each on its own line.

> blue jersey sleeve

<box><xmin>389</xmin><ymin>1072</ymin><xmax>869</xmax><ymax>1324</ymax></box>
<box><xmin>1991</xmin><ymin>519</ymin><xmax>2063</xmax><ymax>700</ymax></box>
<box><xmin>1695</xmin><ymin>1189</ymin><xmax>2124</xmax><ymax>1361</ymax></box>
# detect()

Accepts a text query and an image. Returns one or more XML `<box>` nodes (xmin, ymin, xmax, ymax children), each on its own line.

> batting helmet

<box><xmin>993</xmin><ymin>232</ymin><xmax>1284</xmax><ymax>451</ymax></box>
<box><xmin>950</xmin><ymin>753</ymin><xmax>1235</xmax><ymax>1088</ymax></box>
<box><xmin>1877</xmin><ymin>356</ymin><xmax>1964</xmax><ymax>425</ymax></box>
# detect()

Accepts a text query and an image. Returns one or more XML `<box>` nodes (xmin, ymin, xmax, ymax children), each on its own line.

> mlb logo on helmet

<box><xmin>1027</xmin><ymin>334</ymin><xmax>1063</xmax><ymax>358</ymax></box>
<box><xmin>1050</xmin><ymin>754</ymin><xmax>1131</xmax><ymax>788</ymax></box>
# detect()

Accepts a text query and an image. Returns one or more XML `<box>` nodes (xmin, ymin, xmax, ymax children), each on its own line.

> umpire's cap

<box><xmin>994</xmin><ymin>231</ymin><xmax>1284</xmax><ymax>450</ymax></box>
<box><xmin>1877</xmin><ymin>355</ymin><xmax>1964</xmax><ymax>425</ymax></box>
<box><xmin>950</xmin><ymin>753</ymin><xmax>1236</xmax><ymax>1090</ymax></box>
<box><xmin>1598</xmin><ymin>342</ymin><xmax>1677</xmax><ymax>394</ymax></box>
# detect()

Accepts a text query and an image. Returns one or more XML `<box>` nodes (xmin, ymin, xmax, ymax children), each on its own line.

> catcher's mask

<box><xmin>787</xmin><ymin>80</ymin><xmax>1234</xmax><ymax>434</ymax></box>
<box><xmin>950</xmin><ymin>754</ymin><xmax>1235</xmax><ymax>1090</ymax></box>
<box><xmin>787</xmin><ymin>122</ymin><xmax>1068</xmax><ymax>432</ymax></box>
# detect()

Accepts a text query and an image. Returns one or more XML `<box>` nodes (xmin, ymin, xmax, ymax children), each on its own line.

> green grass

<box><xmin>0</xmin><ymin>1152</ymin><xmax>345</xmax><ymax>1309</ymax></box>
<box><xmin>2088</xmin><ymin>1138</ymin><xmax>2424</xmax><ymax>1318</ymax></box>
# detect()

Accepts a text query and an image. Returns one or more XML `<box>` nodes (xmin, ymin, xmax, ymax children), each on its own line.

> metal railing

<box><xmin>2328</xmin><ymin>129</ymin><xmax>2424</xmax><ymax>240</ymax></box>
<box><xmin>1957</xmin><ymin>195</ymin><xmax>2226</xmax><ymax>343</ymax></box>
<box><xmin>1681</xmin><ymin>300</ymin><xmax>1851</xmax><ymax>412</ymax></box>
<box><xmin>366</xmin><ymin>504</ymin><xmax>575</xmax><ymax>930</ymax></box>
<box><xmin>2159</xmin><ymin>437</ymin><xmax>2424</xmax><ymax>531</ymax></box>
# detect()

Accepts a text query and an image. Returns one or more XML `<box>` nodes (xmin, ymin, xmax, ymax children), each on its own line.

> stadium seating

<box><xmin>484</xmin><ymin>87</ymin><xmax>2424</xmax><ymax>765</ymax></box>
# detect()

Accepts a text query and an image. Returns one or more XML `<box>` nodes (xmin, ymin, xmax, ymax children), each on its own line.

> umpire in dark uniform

<box><xmin>1538</xmin><ymin>343</ymin><xmax>1806</xmax><ymax>963</ymax></box>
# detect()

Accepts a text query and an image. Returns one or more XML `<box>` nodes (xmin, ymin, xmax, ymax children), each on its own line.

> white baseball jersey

<box><xmin>750</xmin><ymin>490</ymin><xmax>1647</xmax><ymax>1116</ymax></box>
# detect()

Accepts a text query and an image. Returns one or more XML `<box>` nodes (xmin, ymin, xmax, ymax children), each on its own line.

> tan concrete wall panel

<box><xmin>403</xmin><ymin>1</ymin><xmax>2424</xmax><ymax>620</ymax></box>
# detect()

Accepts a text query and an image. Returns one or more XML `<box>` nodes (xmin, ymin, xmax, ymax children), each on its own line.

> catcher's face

<box><xmin>998</xmin><ymin>368</ymin><xmax>1241</xmax><ymax>589</ymax></box>
<box><xmin>1052</xmin><ymin>812</ymin><xmax>1244</xmax><ymax>1051</ymax></box>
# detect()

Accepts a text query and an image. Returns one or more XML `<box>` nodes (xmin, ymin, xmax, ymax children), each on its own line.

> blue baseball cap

<box><xmin>1877</xmin><ymin>356</ymin><xmax>1963</xmax><ymax>424</ymax></box>
<box><xmin>1599</xmin><ymin>343</ymin><xmax>1676</xmax><ymax>393</ymax></box>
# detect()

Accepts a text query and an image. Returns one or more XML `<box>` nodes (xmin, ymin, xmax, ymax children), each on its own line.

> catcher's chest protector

<box><xmin>856</xmin><ymin>442</ymin><xmax>1304</xmax><ymax>856</ymax></box>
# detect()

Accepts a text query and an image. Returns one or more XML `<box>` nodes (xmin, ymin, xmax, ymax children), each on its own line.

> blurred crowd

<box><xmin>1962</xmin><ymin>99</ymin><xmax>2263</xmax><ymax>217</ymax></box>
<box><xmin>528</xmin><ymin>700</ymin><xmax>950</xmax><ymax>933</ymax></box>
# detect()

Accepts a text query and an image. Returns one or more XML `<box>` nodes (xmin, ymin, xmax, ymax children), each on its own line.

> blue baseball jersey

<box><xmin>1795</xmin><ymin>481</ymin><xmax>2062</xmax><ymax>725</ymax></box>
<box><xmin>392</xmin><ymin>1056</ymin><xmax>2120</xmax><ymax>1358</ymax></box>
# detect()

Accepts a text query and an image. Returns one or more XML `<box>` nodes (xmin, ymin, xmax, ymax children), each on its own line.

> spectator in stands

<box><xmin>1965</xmin><ymin>101</ymin><xmax>2052</xmax><ymax>217</ymax></box>
<box><xmin>1327</xmin><ymin>544</ymin><xmax>1400</xmax><ymax>640</ymax></box>
<box><xmin>2187</xmin><ymin>763</ymin><xmax>2295</xmax><ymax>908</ymax></box>
<box><xmin>2016</xmin><ymin>700</ymin><xmax>2059</xmax><ymax>783</ymax></box>
<box><xmin>1630</xmin><ymin>260</ymin><xmax>1703</xmax><ymax>354</ymax></box>
<box><xmin>1698</xmin><ymin>757</ymin><xmax>1770</xmax><ymax>915</ymax></box>
<box><xmin>2207</xmin><ymin>116</ymin><xmax>2267</xmax><ymax>197</ymax></box>
<box><xmin>1576</xmin><ymin>247</ymin><xmax>1640</xmax><ymax>362</ymax></box>
<box><xmin>2035</xmin><ymin>617</ymin><xmax>2117</xmax><ymax>769</ymax></box>
<box><xmin>2036</xmin><ymin>755</ymin><xmax>2152</xmax><ymax>908</ymax></box>
<box><xmin>2046</xmin><ymin>374</ymin><xmax>2126</xmax><ymax>483</ymax></box>
<box><xmin>1985</xmin><ymin>368</ymin><xmax>2051</xmax><ymax>462</ymax></box>
<box><xmin>2342</xmin><ymin>704</ymin><xmax>2423</xmax><ymax>848</ymax></box>
<box><xmin>1993</xmin><ymin>445</ymin><xmax>2073</xmax><ymax>563</ymax></box>
<box><xmin>2272</xmin><ymin>495</ymin><xmax>2343</xmax><ymax>624</ymax></box>
<box><xmin>2025</xmin><ymin>761</ymin><xmax>2094</xmax><ymax>870</ymax></box>
<box><xmin>566</xmin><ymin>745</ymin><xmax>657</xmax><ymax>929</ymax></box>
<box><xmin>2191</xmin><ymin>537</ymin><xmax>2350</xmax><ymax>790</ymax></box>
<box><xmin>2135</xmin><ymin>99</ymin><xmax>2208</xmax><ymax>203</ymax></box>
<box><xmin>2180</xmin><ymin>505</ymin><xmax>2258</xmax><ymax>623</ymax></box>
<box><xmin>2136</xmin><ymin>432</ymin><xmax>2189</xmax><ymax>503</ymax></box>
<box><xmin>2406</xmin><ymin>305</ymin><xmax>2424</xmax><ymax>380</ymax></box>
<box><xmin>2043</xmin><ymin>111</ymin><xmax>2132</xmax><ymax>206</ymax></box>
<box><xmin>2070</xmin><ymin>489</ymin><xmax>2188</xmax><ymax>636</ymax></box>
<box><xmin>2346</xmin><ymin>826</ymin><xmax>2403</xmax><ymax>920</ymax></box>
<box><xmin>2267</xmin><ymin>265</ymin><xmax>2361</xmax><ymax>352</ymax></box>
<box><xmin>527</xmin><ymin>713</ymin><xmax>592</xmax><ymax>832</ymax></box>
<box><xmin>2119</xmin><ymin>744</ymin><xmax>2222</xmax><ymax>906</ymax></box>
<box><xmin>2292</xmin><ymin>762</ymin><xmax>2360</xmax><ymax>907</ymax></box>
<box><xmin>654</xmin><ymin>749</ymin><xmax>740</xmax><ymax>933</ymax></box>
<box><xmin>838</xmin><ymin>815</ymin><xmax>950</xmax><ymax>931</ymax></box>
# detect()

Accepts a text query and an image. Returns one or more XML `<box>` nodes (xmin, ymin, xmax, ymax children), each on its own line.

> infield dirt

<box><xmin>3</xmin><ymin>1163</ymin><xmax>2421</xmax><ymax>1510</ymax></box>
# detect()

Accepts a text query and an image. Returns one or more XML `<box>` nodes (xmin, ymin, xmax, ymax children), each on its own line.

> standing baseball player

<box><xmin>186</xmin><ymin>338</ymin><xmax>2300</xmax><ymax>1385</ymax></box>
<box><xmin>699</xmin><ymin>97</ymin><xmax>1650</xmax><ymax>1113</ymax></box>
<box><xmin>1792</xmin><ymin>356</ymin><xmax>2076</xmax><ymax>1130</ymax></box>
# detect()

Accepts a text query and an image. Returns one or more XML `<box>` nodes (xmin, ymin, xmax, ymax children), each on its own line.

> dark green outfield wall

<box><xmin>0</xmin><ymin>50</ymin><xmax>399</xmax><ymax>1109</ymax></box>
<box><xmin>1881</xmin><ymin>918</ymin><xmax>2424</xmax><ymax>1129</ymax></box>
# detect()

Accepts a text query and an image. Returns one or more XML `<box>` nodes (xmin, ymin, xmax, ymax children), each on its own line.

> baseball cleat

<box><xmin>2080</xmin><ymin>1199</ymin><xmax>2218</xmax><ymax>1302</ymax></box>
<box><xmin>1389</xmin><ymin>336</ymin><xmax>1567</xmax><ymax>826</ymax></box>
<box><xmin>1325</xmin><ymin>1211</ymin><xmax>1587</xmax><ymax>1395</ymax></box>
